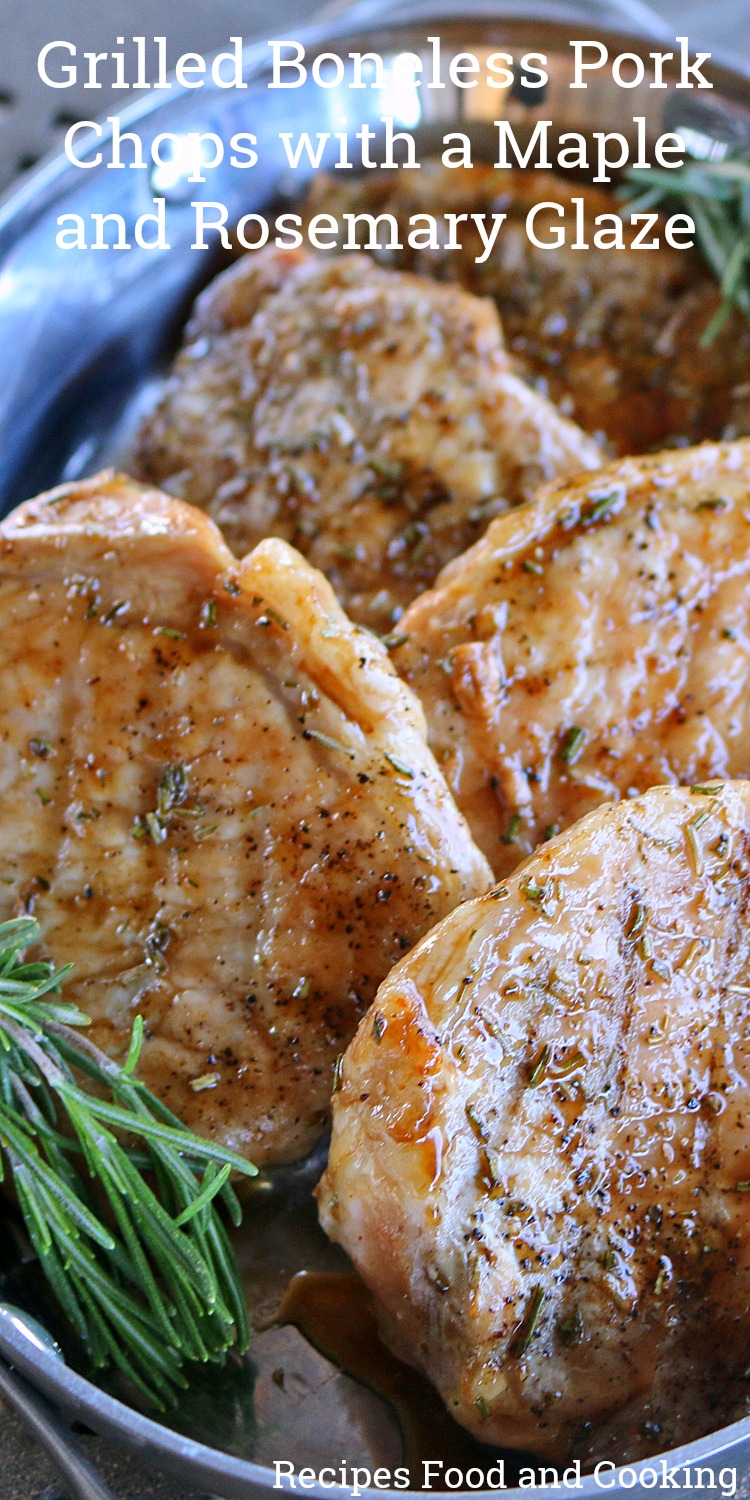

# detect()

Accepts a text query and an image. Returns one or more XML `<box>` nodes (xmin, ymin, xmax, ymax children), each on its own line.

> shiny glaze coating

<box><xmin>318</xmin><ymin>782</ymin><xmax>750</xmax><ymax>1462</ymax></box>
<box><xmin>301</xmin><ymin>167</ymin><xmax>750</xmax><ymax>454</ymax></box>
<box><xmin>395</xmin><ymin>438</ymin><xmax>750</xmax><ymax>877</ymax></box>
<box><xmin>0</xmin><ymin>473</ymin><xmax>490</xmax><ymax>1164</ymax></box>
<box><xmin>134</xmin><ymin>247</ymin><xmax>601</xmax><ymax>632</ymax></box>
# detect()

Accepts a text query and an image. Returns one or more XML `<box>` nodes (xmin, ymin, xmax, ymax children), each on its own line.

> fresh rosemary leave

<box><xmin>0</xmin><ymin>916</ymin><xmax>256</xmax><ymax>1408</ymax></box>
<box><xmin>623</xmin><ymin>155</ymin><xmax>750</xmax><ymax>344</ymax></box>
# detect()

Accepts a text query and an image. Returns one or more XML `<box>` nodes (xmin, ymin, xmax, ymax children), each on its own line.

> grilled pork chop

<box><xmin>318</xmin><ymin>781</ymin><xmax>750</xmax><ymax>1462</ymax></box>
<box><xmin>0</xmin><ymin>472</ymin><xmax>490</xmax><ymax>1164</ymax></box>
<box><xmin>301</xmin><ymin>165</ymin><xmax>750</xmax><ymax>455</ymax></box>
<box><xmin>134</xmin><ymin>248</ymin><xmax>601</xmax><ymax>632</ymax></box>
<box><xmin>395</xmin><ymin>439</ymin><xmax>750</xmax><ymax>878</ymax></box>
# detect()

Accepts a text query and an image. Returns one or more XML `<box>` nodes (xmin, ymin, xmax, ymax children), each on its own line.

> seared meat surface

<box><xmin>135</xmin><ymin>247</ymin><xmax>601</xmax><ymax>632</ymax></box>
<box><xmin>319</xmin><ymin>782</ymin><xmax>750</xmax><ymax>1462</ymax></box>
<box><xmin>395</xmin><ymin>439</ymin><xmax>750</xmax><ymax>877</ymax></box>
<box><xmin>301</xmin><ymin>166</ymin><xmax>750</xmax><ymax>454</ymax></box>
<box><xmin>0</xmin><ymin>473</ymin><xmax>490</xmax><ymax>1164</ymax></box>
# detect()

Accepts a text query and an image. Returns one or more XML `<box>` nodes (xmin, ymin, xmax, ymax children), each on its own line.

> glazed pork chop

<box><xmin>301</xmin><ymin>165</ymin><xmax>750</xmax><ymax>455</ymax></box>
<box><xmin>134</xmin><ymin>247</ymin><xmax>601</xmax><ymax>632</ymax></box>
<box><xmin>0</xmin><ymin>472</ymin><xmax>490</xmax><ymax>1165</ymax></box>
<box><xmin>318</xmin><ymin>781</ymin><xmax>750</xmax><ymax>1463</ymax></box>
<box><xmin>395</xmin><ymin>438</ymin><xmax>750</xmax><ymax>877</ymax></box>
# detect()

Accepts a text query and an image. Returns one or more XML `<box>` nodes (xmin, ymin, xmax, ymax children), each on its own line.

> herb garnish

<box><xmin>623</xmin><ymin>156</ymin><xmax>750</xmax><ymax>345</ymax></box>
<box><xmin>557</xmin><ymin>1309</ymin><xmax>583</xmax><ymax>1348</ymax></box>
<box><xmin>528</xmin><ymin>1044</ymin><xmax>551</xmax><ymax>1087</ymax></box>
<box><xmin>584</xmin><ymin>490</ymin><xmax>620</xmax><ymax>526</ymax></box>
<box><xmin>302</xmin><ymin>727</ymin><xmax>355</xmax><ymax>759</ymax></box>
<box><xmin>559</xmin><ymin>726</ymin><xmax>587</xmax><ymax>766</ymax></box>
<box><xmin>134</xmin><ymin>762</ymin><xmax>200</xmax><ymax>845</ymax></box>
<box><xmin>509</xmin><ymin>1286</ymin><xmax>546</xmax><ymax>1358</ymax></box>
<box><xmin>465</xmin><ymin>1102</ymin><xmax>490</xmax><ymax>1143</ymax></box>
<box><xmin>695</xmin><ymin>497</ymin><xmax>729</xmax><ymax>513</ymax></box>
<box><xmin>0</xmin><ymin>917</ymin><xmax>255</xmax><ymax>1407</ymax></box>
<box><xmin>384</xmin><ymin>752</ymin><xmax>415</xmax><ymax>779</ymax></box>
<box><xmin>521</xmin><ymin>879</ymin><xmax>557</xmax><ymax>919</ymax></box>
<box><xmin>501</xmin><ymin>812</ymin><xmax>522</xmax><ymax>845</ymax></box>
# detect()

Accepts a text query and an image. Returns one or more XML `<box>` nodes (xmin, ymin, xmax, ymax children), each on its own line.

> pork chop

<box><xmin>300</xmin><ymin>165</ymin><xmax>750</xmax><ymax>455</ymax></box>
<box><xmin>318</xmin><ymin>781</ymin><xmax>750</xmax><ymax>1462</ymax></box>
<box><xmin>134</xmin><ymin>248</ymin><xmax>602</xmax><ymax>632</ymax></box>
<box><xmin>0</xmin><ymin>472</ymin><xmax>491</xmax><ymax>1165</ymax></box>
<box><xmin>395</xmin><ymin>439</ymin><xmax>750</xmax><ymax>877</ymax></box>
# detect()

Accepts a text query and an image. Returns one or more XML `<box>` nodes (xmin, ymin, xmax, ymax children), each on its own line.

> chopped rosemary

<box><xmin>691</xmin><ymin>800</ymin><xmax>719</xmax><ymax>830</ymax></box>
<box><xmin>684</xmin><ymin>823</ymin><xmax>703</xmax><ymax>877</ymax></box>
<box><xmin>136</xmin><ymin>763</ymin><xmax>201</xmax><ymax>846</ymax></box>
<box><xmin>623</xmin><ymin>156</ymin><xmax>750</xmax><ymax>345</ymax></box>
<box><xmin>384</xmin><ymin>752</ymin><xmax>415</xmax><ymax>779</ymax></box>
<box><xmin>695</xmin><ymin>497</ymin><xmax>729</xmax><ymax>513</ymax></box>
<box><xmin>101</xmin><ymin>600</ymin><xmax>129</xmax><ymax>626</ymax></box>
<box><xmin>528</xmin><ymin>1044</ymin><xmax>551</xmax><ymax>1087</ymax></box>
<box><xmin>555</xmin><ymin>1049</ymin><xmax>585</xmax><ymax>1077</ymax></box>
<box><xmin>521</xmin><ymin>879</ymin><xmax>557</xmax><ymax>919</ymax></box>
<box><xmin>501</xmin><ymin>812</ymin><xmax>522</xmax><ymax>845</ymax></box>
<box><xmin>584</xmin><ymin>490</ymin><xmax>619</xmax><ymax>525</ymax></box>
<box><xmin>680</xmin><ymin>939</ymin><xmax>705</xmax><ymax>973</ymax></box>
<box><xmin>465</xmin><ymin>1102</ymin><xmax>490</xmax><ymax>1143</ymax></box>
<box><xmin>557</xmin><ymin>1309</ymin><xmax>583</xmax><ymax>1348</ymax></box>
<box><xmin>625</xmin><ymin>902</ymin><xmax>646</xmax><ymax>938</ymax></box>
<box><xmin>302</xmin><ymin>728</ymin><xmax>355</xmax><ymax>759</ymax></box>
<box><xmin>478</xmin><ymin>1147</ymin><xmax>499</xmax><ymax>1193</ymax></box>
<box><xmin>257</xmin><ymin>607</ymin><xmax>289</xmax><ymax>631</ymax></box>
<box><xmin>190</xmin><ymin>1071</ymin><xmax>221</xmax><ymax>1092</ymax></box>
<box><xmin>559</xmin><ymin>726</ymin><xmax>587</xmax><ymax>766</ymax></box>
<box><xmin>158</xmin><ymin>762</ymin><xmax>189</xmax><ymax>816</ymax></box>
<box><xmin>0</xmin><ymin>917</ymin><xmax>255</xmax><ymax>1408</ymax></box>
<box><xmin>509</xmin><ymin>1286</ymin><xmax>546</xmax><ymax>1358</ymax></box>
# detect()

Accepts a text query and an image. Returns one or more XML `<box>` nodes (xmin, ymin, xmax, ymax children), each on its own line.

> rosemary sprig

<box><xmin>0</xmin><ymin>916</ymin><xmax>256</xmax><ymax>1408</ymax></box>
<box><xmin>622</xmin><ymin>155</ymin><xmax>750</xmax><ymax>345</ymax></box>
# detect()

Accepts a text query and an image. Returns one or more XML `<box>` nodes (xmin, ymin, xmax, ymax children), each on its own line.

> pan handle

<box><xmin>0</xmin><ymin>1357</ymin><xmax>115</xmax><ymax>1500</ymax></box>
<box><xmin>310</xmin><ymin>0</ymin><xmax>674</xmax><ymax>43</ymax></box>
